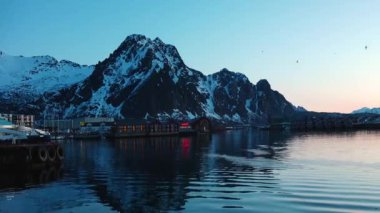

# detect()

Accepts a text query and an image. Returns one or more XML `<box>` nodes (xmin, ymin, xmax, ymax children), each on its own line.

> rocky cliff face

<box><xmin>0</xmin><ymin>35</ymin><xmax>299</xmax><ymax>123</ymax></box>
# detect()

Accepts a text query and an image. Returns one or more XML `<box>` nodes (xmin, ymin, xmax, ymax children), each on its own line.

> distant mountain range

<box><xmin>0</xmin><ymin>35</ymin><xmax>304</xmax><ymax>124</ymax></box>
<box><xmin>352</xmin><ymin>107</ymin><xmax>380</xmax><ymax>115</ymax></box>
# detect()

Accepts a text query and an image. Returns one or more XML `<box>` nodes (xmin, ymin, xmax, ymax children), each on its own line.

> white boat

<box><xmin>0</xmin><ymin>118</ymin><xmax>51</xmax><ymax>143</ymax></box>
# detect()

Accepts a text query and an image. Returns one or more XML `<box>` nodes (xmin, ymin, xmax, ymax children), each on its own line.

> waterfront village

<box><xmin>2</xmin><ymin>111</ymin><xmax>380</xmax><ymax>141</ymax></box>
<box><xmin>0</xmin><ymin>112</ymin><xmax>212</xmax><ymax>169</ymax></box>
<box><xmin>0</xmin><ymin>113</ymin><xmax>212</xmax><ymax>140</ymax></box>
<box><xmin>1</xmin><ymin>111</ymin><xmax>380</xmax><ymax>171</ymax></box>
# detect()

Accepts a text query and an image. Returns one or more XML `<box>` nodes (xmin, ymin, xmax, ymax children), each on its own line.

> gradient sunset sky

<box><xmin>1</xmin><ymin>0</ymin><xmax>379</xmax><ymax>113</ymax></box>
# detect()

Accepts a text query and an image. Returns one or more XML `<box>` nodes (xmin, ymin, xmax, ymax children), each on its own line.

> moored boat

<box><xmin>0</xmin><ymin>118</ymin><xmax>64</xmax><ymax>170</ymax></box>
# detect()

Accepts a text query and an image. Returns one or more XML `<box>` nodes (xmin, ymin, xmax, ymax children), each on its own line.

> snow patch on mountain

<box><xmin>0</xmin><ymin>52</ymin><xmax>93</xmax><ymax>96</ymax></box>
<box><xmin>352</xmin><ymin>107</ymin><xmax>380</xmax><ymax>115</ymax></box>
<box><xmin>197</xmin><ymin>75</ymin><xmax>221</xmax><ymax>119</ymax></box>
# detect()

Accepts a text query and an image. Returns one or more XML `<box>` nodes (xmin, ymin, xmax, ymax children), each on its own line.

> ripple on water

<box><xmin>2</xmin><ymin>131</ymin><xmax>380</xmax><ymax>212</ymax></box>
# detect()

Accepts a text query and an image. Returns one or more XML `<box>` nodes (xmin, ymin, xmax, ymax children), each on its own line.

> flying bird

<box><xmin>296</xmin><ymin>60</ymin><xmax>299</xmax><ymax>63</ymax></box>
<box><xmin>365</xmin><ymin>45</ymin><xmax>368</xmax><ymax>50</ymax></box>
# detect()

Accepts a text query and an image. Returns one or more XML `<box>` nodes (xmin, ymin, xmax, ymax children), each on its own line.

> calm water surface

<box><xmin>1</xmin><ymin>130</ymin><xmax>380</xmax><ymax>212</ymax></box>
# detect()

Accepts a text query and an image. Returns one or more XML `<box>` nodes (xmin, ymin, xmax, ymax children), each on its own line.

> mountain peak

<box><xmin>153</xmin><ymin>37</ymin><xmax>164</xmax><ymax>44</ymax></box>
<box><xmin>256</xmin><ymin>79</ymin><xmax>271</xmax><ymax>91</ymax></box>
<box><xmin>214</xmin><ymin>68</ymin><xmax>238</xmax><ymax>76</ymax></box>
<box><xmin>116</xmin><ymin>35</ymin><xmax>180</xmax><ymax>57</ymax></box>
<box><xmin>220</xmin><ymin>68</ymin><xmax>231</xmax><ymax>73</ymax></box>
<box><xmin>116</xmin><ymin>34</ymin><xmax>150</xmax><ymax>51</ymax></box>
<box><xmin>212</xmin><ymin>68</ymin><xmax>248</xmax><ymax>81</ymax></box>
<box><xmin>59</xmin><ymin>59</ymin><xmax>82</xmax><ymax>67</ymax></box>
<box><xmin>121</xmin><ymin>35</ymin><xmax>167</xmax><ymax>47</ymax></box>
<box><xmin>123</xmin><ymin>34</ymin><xmax>148</xmax><ymax>42</ymax></box>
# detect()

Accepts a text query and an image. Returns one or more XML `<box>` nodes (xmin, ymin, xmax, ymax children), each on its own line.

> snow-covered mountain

<box><xmin>0</xmin><ymin>51</ymin><xmax>93</xmax><ymax>109</ymax></box>
<box><xmin>37</xmin><ymin>34</ymin><xmax>298</xmax><ymax>123</ymax></box>
<box><xmin>352</xmin><ymin>107</ymin><xmax>380</xmax><ymax>115</ymax></box>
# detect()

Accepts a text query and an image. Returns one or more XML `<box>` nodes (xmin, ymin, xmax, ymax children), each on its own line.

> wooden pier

<box><xmin>0</xmin><ymin>142</ymin><xmax>64</xmax><ymax>170</ymax></box>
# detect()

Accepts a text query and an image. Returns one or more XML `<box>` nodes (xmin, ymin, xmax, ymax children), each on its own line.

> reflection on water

<box><xmin>0</xmin><ymin>165</ymin><xmax>64</xmax><ymax>191</ymax></box>
<box><xmin>1</xmin><ymin>130</ymin><xmax>380</xmax><ymax>212</ymax></box>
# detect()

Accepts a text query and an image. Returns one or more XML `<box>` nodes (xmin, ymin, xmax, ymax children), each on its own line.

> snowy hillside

<box><xmin>0</xmin><ymin>51</ymin><xmax>93</xmax><ymax>98</ymax></box>
<box><xmin>352</xmin><ymin>107</ymin><xmax>380</xmax><ymax>115</ymax></box>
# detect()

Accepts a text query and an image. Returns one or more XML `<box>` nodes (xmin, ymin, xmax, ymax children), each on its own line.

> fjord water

<box><xmin>1</xmin><ymin>130</ymin><xmax>380</xmax><ymax>212</ymax></box>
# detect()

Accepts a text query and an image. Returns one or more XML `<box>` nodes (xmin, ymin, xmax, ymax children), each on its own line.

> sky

<box><xmin>1</xmin><ymin>0</ymin><xmax>379</xmax><ymax>113</ymax></box>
